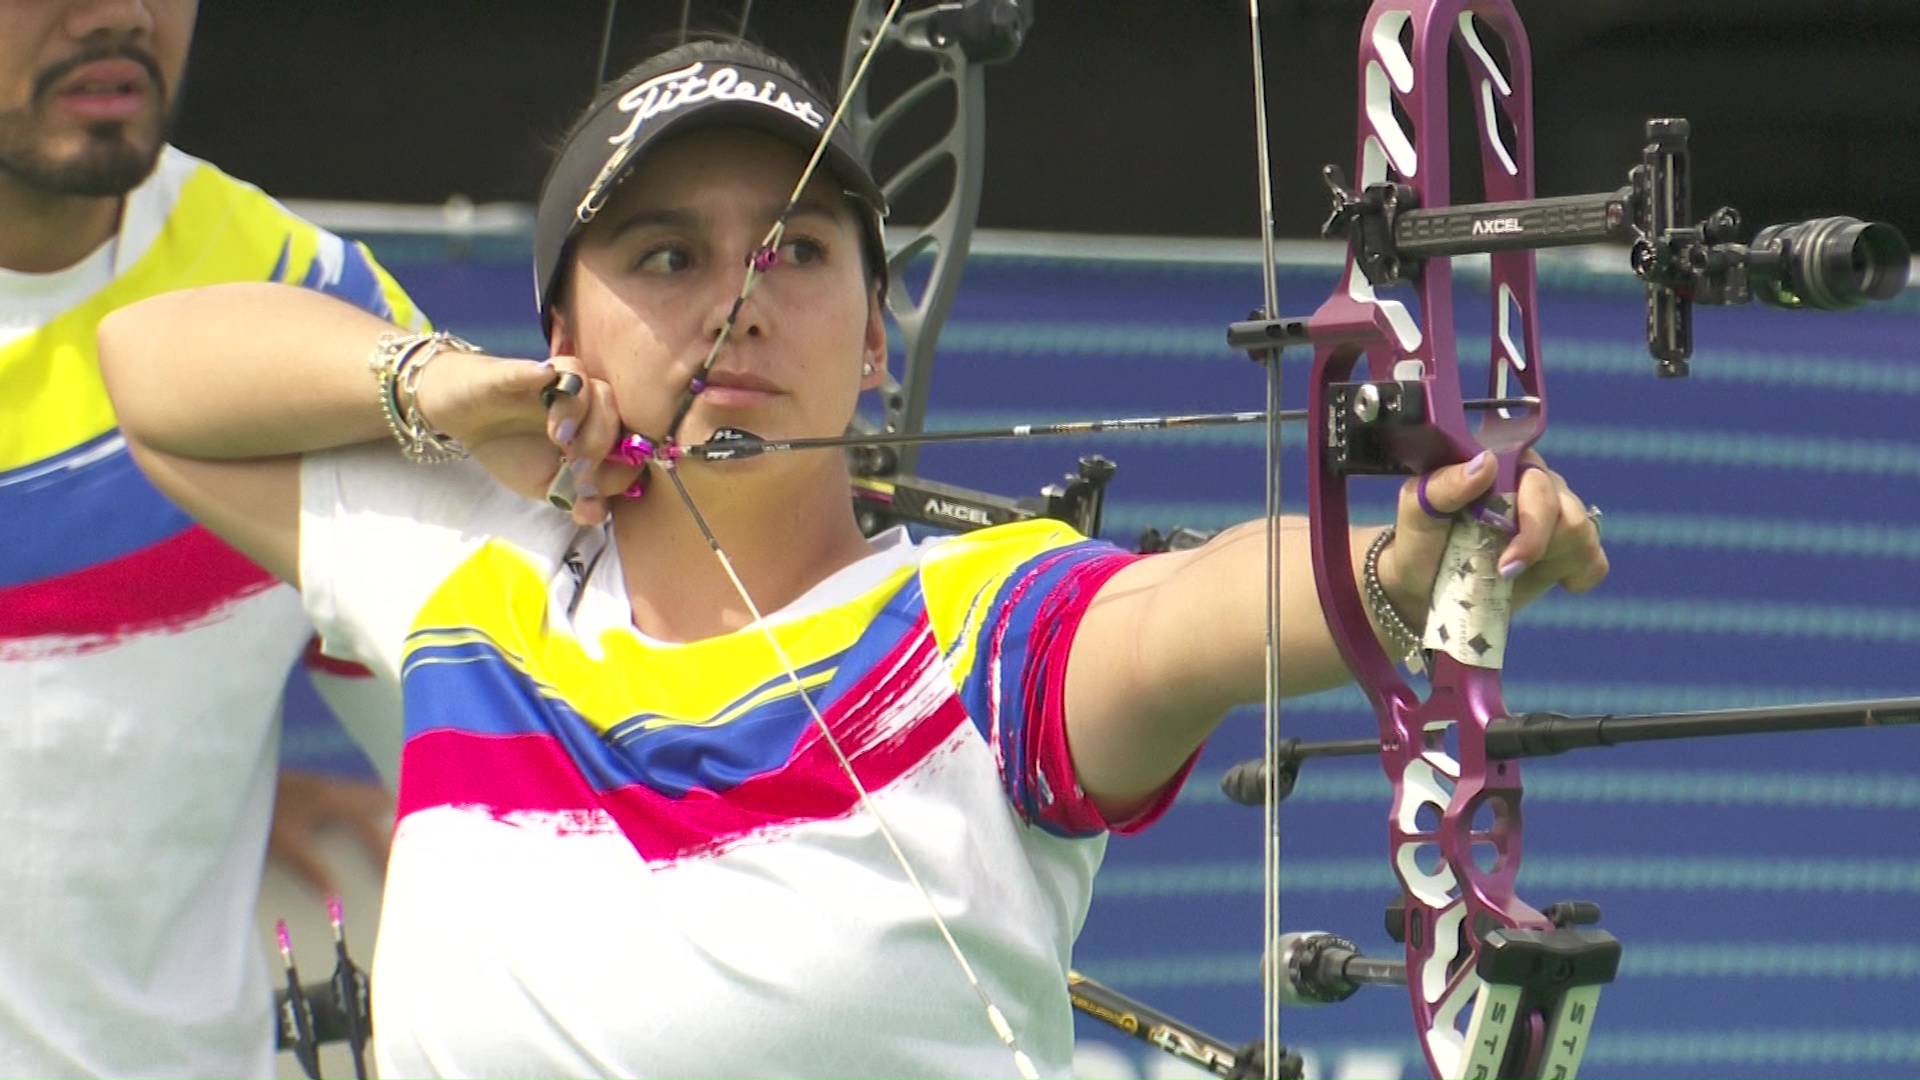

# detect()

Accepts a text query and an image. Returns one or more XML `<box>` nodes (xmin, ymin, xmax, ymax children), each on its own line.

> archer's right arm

<box><xmin>95</xmin><ymin>283</ymin><xmax>565</xmax><ymax>585</ymax></box>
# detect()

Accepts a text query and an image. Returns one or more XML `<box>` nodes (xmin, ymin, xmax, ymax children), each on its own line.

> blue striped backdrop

<box><xmin>285</xmin><ymin>232</ymin><xmax>1920</xmax><ymax>1080</ymax></box>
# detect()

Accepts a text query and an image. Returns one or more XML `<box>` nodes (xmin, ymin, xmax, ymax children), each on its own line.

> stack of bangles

<box><xmin>367</xmin><ymin>331</ymin><xmax>482</xmax><ymax>464</ymax></box>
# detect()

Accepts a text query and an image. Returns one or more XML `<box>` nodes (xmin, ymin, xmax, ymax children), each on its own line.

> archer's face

<box><xmin>555</xmin><ymin>127</ymin><xmax>886</xmax><ymax>451</ymax></box>
<box><xmin>0</xmin><ymin>0</ymin><xmax>194</xmax><ymax>198</ymax></box>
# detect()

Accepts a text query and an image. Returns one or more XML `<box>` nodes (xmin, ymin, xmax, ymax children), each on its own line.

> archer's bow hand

<box><xmin>1379</xmin><ymin>450</ymin><xmax>1611</xmax><ymax>620</ymax></box>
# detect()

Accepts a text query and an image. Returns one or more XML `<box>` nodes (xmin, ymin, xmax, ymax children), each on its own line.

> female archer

<box><xmin>95</xmin><ymin>34</ymin><xmax>1606</xmax><ymax>1080</ymax></box>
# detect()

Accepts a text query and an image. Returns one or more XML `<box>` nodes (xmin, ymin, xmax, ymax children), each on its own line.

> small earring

<box><xmin>862</xmin><ymin>361</ymin><xmax>875</xmax><ymax>376</ymax></box>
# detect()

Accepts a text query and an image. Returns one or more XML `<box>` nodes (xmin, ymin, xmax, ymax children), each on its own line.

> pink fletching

<box><xmin>326</xmin><ymin>894</ymin><xmax>343</xmax><ymax>927</ymax></box>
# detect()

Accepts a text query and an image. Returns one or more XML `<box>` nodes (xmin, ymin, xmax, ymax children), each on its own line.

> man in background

<box><xmin>0</xmin><ymin>0</ymin><xmax>413</xmax><ymax>1073</ymax></box>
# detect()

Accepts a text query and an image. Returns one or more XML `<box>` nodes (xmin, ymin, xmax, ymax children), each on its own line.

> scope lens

<box><xmin>1752</xmin><ymin>216</ymin><xmax>1911</xmax><ymax>310</ymax></box>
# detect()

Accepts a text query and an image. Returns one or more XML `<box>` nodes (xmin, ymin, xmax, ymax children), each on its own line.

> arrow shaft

<box><xmin>686</xmin><ymin>397</ymin><xmax>1541</xmax><ymax>461</ymax></box>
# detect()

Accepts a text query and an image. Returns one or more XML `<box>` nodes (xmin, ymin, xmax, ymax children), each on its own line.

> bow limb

<box><xmin>1304</xmin><ymin>3</ymin><xmax>1570</xmax><ymax>1077</ymax></box>
<box><xmin>840</xmin><ymin>1</ymin><xmax>1025</xmax><ymax>480</ymax></box>
<box><xmin>834</xmin><ymin>2</ymin><xmax>1110</xmax><ymax>537</ymax></box>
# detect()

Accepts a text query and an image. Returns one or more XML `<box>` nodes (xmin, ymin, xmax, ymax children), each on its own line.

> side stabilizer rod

<box><xmin>1221</xmin><ymin>697</ymin><xmax>1920</xmax><ymax>805</ymax></box>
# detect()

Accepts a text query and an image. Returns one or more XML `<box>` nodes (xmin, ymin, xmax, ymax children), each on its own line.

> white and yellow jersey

<box><xmin>0</xmin><ymin>147</ymin><xmax>421</xmax><ymax>1078</ymax></box>
<box><xmin>299</xmin><ymin>446</ymin><xmax>1187</xmax><ymax>1078</ymax></box>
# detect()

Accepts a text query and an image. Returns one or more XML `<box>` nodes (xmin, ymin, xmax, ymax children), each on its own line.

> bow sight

<box><xmin>1317</xmin><ymin>116</ymin><xmax>1912</xmax><ymax>377</ymax></box>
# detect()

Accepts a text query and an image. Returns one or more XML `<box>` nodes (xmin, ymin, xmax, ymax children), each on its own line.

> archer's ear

<box><xmin>859</xmin><ymin>285</ymin><xmax>887</xmax><ymax>391</ymax></box>
<box><xmin>547</xmin><ymin>306</ymin><xmax>575</xmax><ymax>359</ymax></box>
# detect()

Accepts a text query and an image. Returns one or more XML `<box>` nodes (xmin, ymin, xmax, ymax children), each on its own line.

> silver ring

<box><xmin>540</xmin><ymin>371</ymin><xmax>584</xmax><ymax>409</ymax></box>
<box><xmin>1585</xmin><ymin>506</ymin><xmax>1603</xmax><ymax>530</ymax></box>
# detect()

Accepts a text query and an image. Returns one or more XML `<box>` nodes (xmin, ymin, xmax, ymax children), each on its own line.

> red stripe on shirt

<box><xmin>0</xmin><ymin>524</ymin><xmax>279</xmax><ymax>652</ymax></box>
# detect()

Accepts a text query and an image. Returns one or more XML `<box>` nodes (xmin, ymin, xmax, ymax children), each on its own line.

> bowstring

<box><xmin>641</xmin><ymin>3</ymin><xmax>1039</xmax><ymax>1075</ymax></box>
<box><xmin>662</xmin><ymin>0</ymin><xmax>904</xmax><ymax>440</ymax></box>
<box><xmin>656</xmin><ymin>467</ymin><xmax>1034</xmax><ymax>1074</ymax></box>
<box><xmin>1244</xmin><ymin>1</ymin><xmax>1286</xmax><ymax>1077</ymax></box>
<box><xmin>595</xmin><ymin>0</ymin><xmax>618</xmax><ymax>89</ymax></box>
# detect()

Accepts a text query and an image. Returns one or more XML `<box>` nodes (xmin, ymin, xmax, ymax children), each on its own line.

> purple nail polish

<box><xmin>1499</xmin><ymin>559</ymin><xmax>1528</xmax><ymax>582</ymax></box>
<box><xmin>554</xmin><ymin>418</ymin><xmax>578</xmax><ymax>446</ymax></box>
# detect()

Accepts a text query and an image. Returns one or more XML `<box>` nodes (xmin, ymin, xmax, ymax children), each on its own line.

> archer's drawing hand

<box><xmin>1381</xmin><ymin>450</ymin><xmax>1609</xmax><ymax>615</ymax></box>
<box><xmin>409</xmin><ymin>351</ymin><xmax>644</xmax><ymax>524</ymax></box>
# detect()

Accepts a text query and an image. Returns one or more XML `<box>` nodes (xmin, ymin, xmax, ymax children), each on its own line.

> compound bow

<box><xmin>821</xmin><ymin>2</ymin><xmax>1914</xmax><ymax>1079</ymax></box>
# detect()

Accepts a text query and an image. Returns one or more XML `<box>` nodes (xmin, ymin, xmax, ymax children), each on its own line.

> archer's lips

<box><xmin>698</xmin><ymin>370</ymin><xmax>784</xmax><ymax>407</ymax></box>
<box><xmin>50</xmin><ymin>59</ymin><xmax>153</xmax><ymax>122</ymax></box>
<box><xmin>703</xmin><ymin>370</ymin><xmax>782</xmax><ymax>393</ymax></box>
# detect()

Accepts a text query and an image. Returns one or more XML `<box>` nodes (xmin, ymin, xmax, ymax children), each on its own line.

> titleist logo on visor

<box><xmin>609</xmin><ymin>62</ymin><xmax>827</xmax><ymax>144</ymax></box>
<box><xmin>576</xmin><ymin>62</ymin><xmax>829</xmax><ymax>221</ymax></box>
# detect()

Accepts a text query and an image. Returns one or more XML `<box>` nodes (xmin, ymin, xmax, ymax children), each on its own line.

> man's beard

<box><xmin>0</xmin><ymin>114</ymin><xmax>166</xmax><ymax>197</ymax></box>
<box><xmin>0</xmin><ymin>44</ymin><xmax>170</xmax><ymax>198</ymax></box>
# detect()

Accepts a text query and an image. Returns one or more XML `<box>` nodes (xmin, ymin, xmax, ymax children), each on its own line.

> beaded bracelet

<box><xmin>368</xmin><ymin>331</ymin><xmax>480</xmax><ymax>463</ymax></box>
<box><xmin>1363</xmin><ymin>526</ymin><xmax>1427</xmax><ymax>673</ymax></box>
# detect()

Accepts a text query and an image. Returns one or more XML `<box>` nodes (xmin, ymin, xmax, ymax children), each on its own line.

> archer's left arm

<box><xmin>1063</xmin><ymin>451</ymin><xmax>1608</xmax><ymax>820</ymax></box>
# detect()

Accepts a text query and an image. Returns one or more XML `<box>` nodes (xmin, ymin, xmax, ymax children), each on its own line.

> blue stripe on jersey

<box><xmin>0</xmin><ymin>434</ymin><xmax>193</xmax><ymax>588</ymax></box>
<box><xmin>305</xmin><ymin>239</ymin><xmax>394</xmax><ymax>320</ymax></box>
<box><xmin>823</xmin><ymin>575</ymin><xmax>929</xmax><ymax>701</ymax></box>
<box><xmin>958</xmin><ymin>540</ymin><xmax>1124</xmax><ymax>834</ymax></box>
<box><xmin>274</xmin><ymin>235</ymin><xmax>396</xmax><ymax>320</ymax></box>
<box><xmin>402</xmin><ymin>637</ymin><xmax>822</xmax><ymax>798</ymax></box>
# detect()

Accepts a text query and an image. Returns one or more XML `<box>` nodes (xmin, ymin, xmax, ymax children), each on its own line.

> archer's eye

<box><xmin>778</xmin><ymin>237</ymin><xmax>827</xmax><ymax>267</ymax></box>
<box><xmin>635</xmin><ymin>244</ymin><xmax>693</xmax><ymax>275</ymax></box>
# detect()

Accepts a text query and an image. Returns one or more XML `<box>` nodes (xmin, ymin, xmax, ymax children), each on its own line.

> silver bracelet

<box><xmin>368</xmin><ymin>331</ymin><xmax>478</xmax><ymax>463</ymax></box>
<box><xmin>1363</xmin><ymin>526</ymin><xmax>1426</xmax><ymax>672</ymax></box>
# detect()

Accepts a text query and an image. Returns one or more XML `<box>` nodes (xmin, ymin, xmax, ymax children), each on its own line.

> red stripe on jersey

<box><xmin>0</xmin><ymin>524</ymin><xmax>279</xmax><ymax>653</ymax></box>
